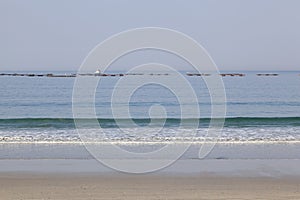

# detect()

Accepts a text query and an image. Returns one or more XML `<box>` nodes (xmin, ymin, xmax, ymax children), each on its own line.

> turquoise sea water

<box><xmin>1</xmin><ymin>71</ymin><xmax>300</xmax><ymax>143</ymax></box>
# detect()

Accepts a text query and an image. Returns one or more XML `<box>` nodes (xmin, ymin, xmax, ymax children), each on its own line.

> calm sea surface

<box><xmin>0</xmin><ymin>71</ymin><xmax>300</xmax><ymax>143</ymax></box>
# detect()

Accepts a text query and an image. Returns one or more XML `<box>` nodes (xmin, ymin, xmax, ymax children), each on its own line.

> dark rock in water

<box><xmin>257</xmin><ymin>73</ymin><xmax>279</xmax><ymax>76</ymax></box>
<box><xmin>186</xmin><ymin>73</ymin><xmax>211</xmax><ymax>76</ymax></box>
<box><xmin>79</xmin><ymin>73</ymin><xmax>94</xmax><ymax>76</ymax></box>
<box><xmin>220</xmin><ymin>73</ymin><xmax>245</xmax><ymax>77</ymax></box>
<box><xmin>50</xmin><ymin>74</ymin><xmax>76</xmax><ymax>77</ymax></box>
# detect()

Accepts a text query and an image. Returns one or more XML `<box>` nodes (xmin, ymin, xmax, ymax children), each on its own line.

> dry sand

<box><xmin>0</xmin><ymin>173</ymin><xmax>300</xmax><ymax>200</ymax></box>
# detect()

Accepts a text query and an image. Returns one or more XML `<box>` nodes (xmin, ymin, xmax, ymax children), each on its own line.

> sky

<box><xmin>1</xmin><ymin>0</ymin><xmax>300</xmax><ymax>72</ymax></box>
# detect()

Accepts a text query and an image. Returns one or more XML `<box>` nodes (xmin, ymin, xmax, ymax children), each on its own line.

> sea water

<box><xmin>0</xmin><ymin>71</ymin><xmax>300</xmax><ymax>144</ymax></box>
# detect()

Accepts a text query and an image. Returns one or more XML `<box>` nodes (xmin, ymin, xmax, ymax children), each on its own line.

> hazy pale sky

<box><xmin>1</xmin><ymin>0</ymin><xmax>300</xmax><ymax>71</ymax></box>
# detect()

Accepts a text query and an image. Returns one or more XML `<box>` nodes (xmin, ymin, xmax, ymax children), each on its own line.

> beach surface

<box><xmin>1</xmin><ymin>172</ymin><xmax>300</xmax><ymax>200</ymax></box>
<box><xmin>1</xmin><ymin>158</ymin><xmax>300</xmax><ymax>199</ymax></box>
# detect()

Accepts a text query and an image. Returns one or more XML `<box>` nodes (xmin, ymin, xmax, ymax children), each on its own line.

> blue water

<box><xmin>0</xmin><ymin>71</ymin><xmax>300</xmax><ymax>143</ymax></box>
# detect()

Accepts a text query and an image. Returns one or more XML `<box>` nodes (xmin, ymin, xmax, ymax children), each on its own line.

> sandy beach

<box><xmin>1</xmin><ymin>172</ymin><xmax>299</xmax><ymax>200</ymax></box>
<box><xmin>0</xmin><ymin>158</ymin><xmax>299</xmax><ymax>199</ymax></box>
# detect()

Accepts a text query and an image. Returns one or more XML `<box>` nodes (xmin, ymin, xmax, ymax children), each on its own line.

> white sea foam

<box><xmin>1</xmin><ymin>126</ymin><xmax>300</xmax><ymax>143</ymax></box>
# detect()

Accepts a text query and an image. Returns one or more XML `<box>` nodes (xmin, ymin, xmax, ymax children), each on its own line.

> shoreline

<box><xmin>1</xmin><ymin>158</ymin><xmax>300</xmax><ymax>177</ymax></box>
<box><xmin>1</xmin><ymin>140</ymin><xmax>300</xmax><ymax>199</ymax></box>
<box><xmin>1</xmin><ymin>142</ymin><xmax>300</xmax><ymax>160</ymax></box>
<box><xmin>2</xmin><ymin>140</ymin><xmax>300</xmax><ymax>144</ymax></box>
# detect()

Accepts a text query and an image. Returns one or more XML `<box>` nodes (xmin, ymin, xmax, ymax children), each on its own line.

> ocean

<box><xmin>0</xmin><ymin>72</ymin><xmax>300</xmax><ymax>162</ymax></box>
<box><xmin>1</xmin><ymin>71</ymin><xmax>300</xmax><ymax>144</ymax></box>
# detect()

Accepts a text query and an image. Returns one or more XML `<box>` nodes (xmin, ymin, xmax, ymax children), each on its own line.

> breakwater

<box><xmin>0</xmin><ymin>72</ymin><xmax>293</xmax><ymax>78</ymax></box>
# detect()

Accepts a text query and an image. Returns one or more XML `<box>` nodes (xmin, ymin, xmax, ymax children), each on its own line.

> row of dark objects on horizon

<box><xmin>186</xmin><ymin>73</ymin><xmax>280</xmax><ymax>77</ymax></box>
<box><xmin>0</xmin><ymin>73</ymin><xmax>77</xmax><ymax>77</ymax></box>
<box><xmin>0</xmin><ymin>73</ymin><xmax>168</xmax><ymax>78</ymax></box>
<box><xmin>186</xmin><ymin>73</ymin><xmax>247</xmax><ymax>77</ymax></box>
<box><xmin>0</xmin><ymin>72</ymin><xmax>287</xmax><ymax>78</ymax></box>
